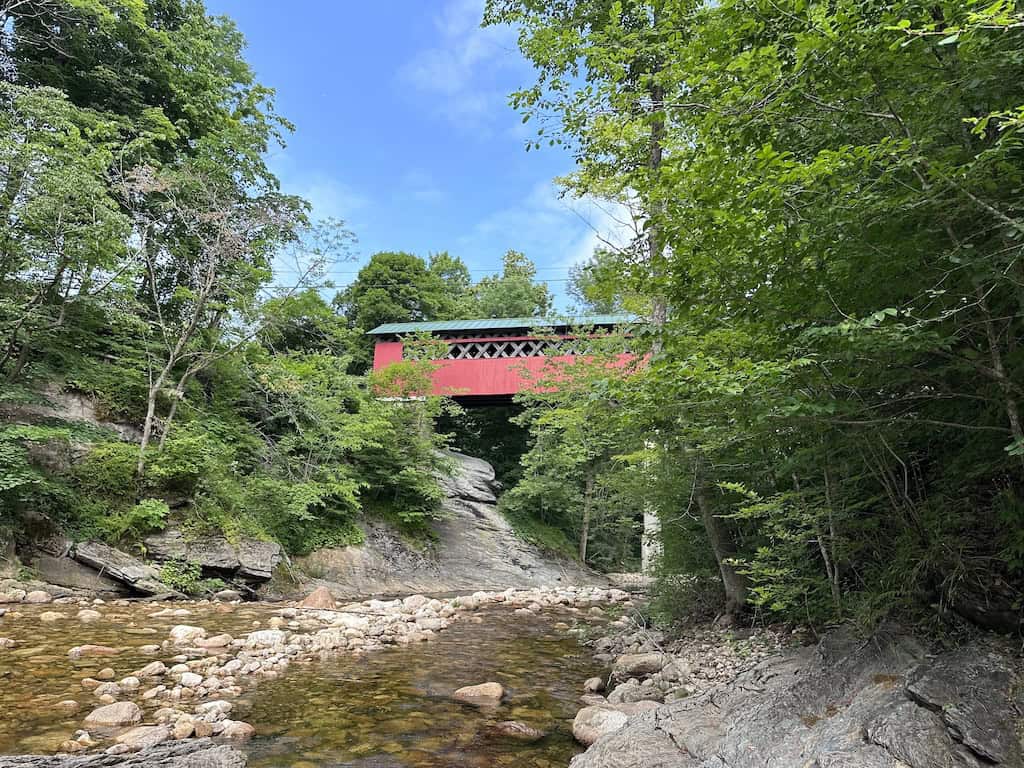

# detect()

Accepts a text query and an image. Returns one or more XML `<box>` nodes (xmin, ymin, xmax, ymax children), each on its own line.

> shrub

<box><xmin>159</xmin><ymin>558</ymin><xmax>225</xmax><ymax>595</ymax></box>
<box><xmin>98</xmin><ymin>498</ymin><xmax>169</xmax><ymax>542</ymax></box>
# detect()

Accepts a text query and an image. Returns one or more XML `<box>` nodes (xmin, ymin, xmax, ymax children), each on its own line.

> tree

<box><xmin>0</xmin><ymin>0</ymin><xmax>456</xmax><ymax>568</ymax></box>
<box><xmin>428</xmin><ymin>251</ymin><xmax>476</xmax><ymax>318</ymax></box>
<box><xmin>568</xmin><ymin>248</ymin><xmax>640</xmax><ymax>314</ymax></box>
<box><xmin>473</xmin><ymin>250</ymin><xmax>552</xmax><ymax>318</ymax></box>
<box><xmin>505</xmin><ymin>330</ymin><xmax>644</xmax><ymax>569</ymax></box>
<box><xmin>494</xmin><ymin>0</ymin><xmax>1024</xmax><ymax>627</ymax></box>
<box><xmin>486</xmin><ymin>0</ymin><xmax>748</xmax><ymax>608</ymax></box>
<box><xmin>119</xmin><ymin>161</ymin><xmax>310</xmax><ymax>474</ymax></box>
<box><xmin>0</xmin><ymin>83</ymin><xmax>130</xmax><ymax>382</ymax></box>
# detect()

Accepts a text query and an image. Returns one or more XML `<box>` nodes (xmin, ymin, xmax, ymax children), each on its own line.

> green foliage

<box><xmin>96</xmin><ymin>498</ymin><xmax>169</xmax><ymax>543</ymax></box>
<box><xmin>337</xmin><ymin>251</ymin><xmax>473</xmax><ymax>371</ymax></box>
<box><xmin>490</xmin><ymin>0</ymin><xmax>1024</xmax><ymax>628</ymax></box>
<box><xmin>504</xmin><ymin>330</ymin><xmax>645</xmax><ymax>570</ymax></box>
<box><xmin>501</xmin><ymin>507</ymin><xmax>577</xmax><ymax>560</ymax></box>
<box><xmin>650</xmin><ymin>575</ymin><xmax>726</xmax><ymax>628</ymax></box>
<box><xmin>0</xmin><ymin>0</ymin><xmax>453</xmax><ymax>562</ymax></box>
<box><xmin>158</xmin><ymin>558</ymin><xmax>224</xmax><ymax>596</ymax></box>
<box><xmin>473</xmin><ymin>250</ymin><xmax>553</xmax><ymax>319</ymax></box>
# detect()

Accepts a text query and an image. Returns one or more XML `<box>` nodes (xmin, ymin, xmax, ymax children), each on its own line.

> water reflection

<box><xmin>241</xmin><ymin>608</ymin><xmax>601</xmax><ymax>768</ymax></box>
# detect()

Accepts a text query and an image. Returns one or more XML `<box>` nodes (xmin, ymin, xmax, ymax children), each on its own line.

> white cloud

<box><xmin>400</xmin><ymin>0</ymin><xmax>523</xmax><ymax>129</ymax></box>
<box><xmin>457</xmin><ymin>179</ymin><xmax>639</xmax><ymax>307</ymax></box>
<box><xmin>288</xmin><ymin>175</ymin><xmax>368</xmax><ymax>224</ymax></box>
<box><xmin>264</xmin><ymin>153</ymin><xmax>369</xmax><ymax>289</ymax></box>
<box><xmin>399</xmin><ymin>169</ymin><xmax>445</xmax><ymax>204</ymax></box>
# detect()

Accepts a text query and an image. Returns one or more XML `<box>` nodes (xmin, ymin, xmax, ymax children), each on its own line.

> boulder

<box><xmin>573</xmin><ymin>706</ymin><xmax>629</xmax><ymax>746</ymax></box>
<box><xmin>608</xmin><ymin>679</ymin><xmax>665</xmax><ymax>705</ymax></box>
<box><xmin>143</xmin><ymin>529</ymin><xmax>239</xmax><ymax>572</ymax></box>
<box><xmin>140</xmin><ymin>525</ymin><xmax>280</xmax><ymax>583</ymax></box>
<box><xmin>246</xmin><ymin>629</ymin><xmax>287</xmax><ymax>649</ymax></box>
<box><xmin>83</xmin><ymin>701</ymin><xmax>142</xmax><ymax>727</ymax></box>
<box><xmin>236</xmin><ymin>540</ymin><xmax>282</xmax><ymax>581</ymax></box>
<box><xmin>29</xmin><ymin>554</ymin><xmax>127</xmax><ymax>595</ymax></box>
<box><xmin>71</xmin><ymin>541</ymin><xmax>167</xmax><ymax>596</ymax></box>
<box><xmin>171</xmin><ymin>715</ymin><xmax>195</xmax><ymax>740</ymax></box>
<box><xmin>219</xmin><ymin>721</ymin><xmax>255</xmax><ymax>740</ymax></box>
<box><xmin>403</xmin><ymin>594</ymin><xmax>430</xmax><ymax>612</ymax></box>
<box><xmin>435</xmin><ymin>450</ymin><xmax>498</xmax><ymax>504</ymax></box>
<box><xmin>115</xmin><ymin>725</ymin><xmax>171</xmax><ymax>752</ymax></box>
<box><xmin>69</xmin><ymin>645</ymin><xmax>120</xmax><ymax>659</ymax></box>
<box><xmin>23</xmin><ymin>590</ymin><xmax>52</xmax><ymax>604</ymax></box>
<box><xmin>584</xmin><ymin>676</ymin><xmax>606</xmax><ymax>693</ymax></box>
<box><xmin>612</xmin><ymin>653</ymin><xmax>667</xmax><ymax>680</ymax></box>
<box><xmin>169</xmin><ymin>625</ymin><xmax>206</xmax><ymax>644</ymax></box>
<box><xmin>298</xmin><ymin>586</ymin><xmax>336</xmax><ymax>610</ymax></box>
<box><xmin>452</xmin><ymin>681</ymin><xmax>504</xmax><ymax>706</ymax></box>
<box><xmin>196</xmin><ymin>633</ymin><xmax>232</xmax><ymax>648</ymax></box>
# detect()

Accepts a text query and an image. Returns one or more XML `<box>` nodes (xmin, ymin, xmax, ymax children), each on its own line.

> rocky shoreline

<box><xmin>565</xmin><ymin>620</ymin><xmax>1023</xmax><ymax>768</ymax></box>
<box><xmin>566</xmin><ymin>615</ymin><xmax>792</xmax><ymax>746</ymax></box>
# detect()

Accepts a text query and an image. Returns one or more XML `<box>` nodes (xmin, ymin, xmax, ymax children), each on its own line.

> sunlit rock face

<box><xmin>292</xmin><ymin>451</ymin><xmax>604</xmax><ymax>599</ymax></box>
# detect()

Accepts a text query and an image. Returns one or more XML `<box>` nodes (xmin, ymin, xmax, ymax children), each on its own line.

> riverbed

<box><xmin>0</xmin><ymin>599</ymin><xmax>606</xmax><ymax>767</ymax></box>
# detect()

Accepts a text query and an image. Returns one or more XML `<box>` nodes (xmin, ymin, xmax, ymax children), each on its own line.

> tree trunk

<box><xmin>579</xmin><ymin>470</ymin><xmax>594</xmax><ymax>563</ymax></box>
<box><xmin>821</xmin><ymin>462</ymin><xmax>842</xmax><ymax>614</ymax></box>
<box><xmin>977</xmin><ymin>286</ymin><xmax>1024</xmax><ymax>468</ymax></box>
<box><xmin>138</xmin><ymin>362</ymin><xmax>173</xmax><ymax>476</ymax></box>
<box><xmin>158</xmin><ymin>369</ymin><xmax>195</xmax><ymax>451</ymax></box>
<box><xmin>694</xmin><ymin>458</ymin><xmax>749</xmax><ymax>614</ymax></box>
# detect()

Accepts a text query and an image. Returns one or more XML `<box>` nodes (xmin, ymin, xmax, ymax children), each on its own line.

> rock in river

<box><xmin>115</xmin><ymin>725</ymin><xmax>171</xmax><ymax>752</ymax></box>
<box><xmin>169</xmin><ymin>625</ymin><xmax>206</xmax><ymax>644</ymax></box>
<box><xmin>491</xmin><ymin>721</ymin><xmax>547</xmax><ymax>742</ymax></box>
<box><xmin>83</xmin><ymin>701</ymin><xmax>142</xmax><ymax>727</ymax></box>
<box><xmin>69</xmin><ymin>644</ymin><xmax>120</xmax><ymax>659</ymax></box>
<box><xmin>298</xmin><ymin>586</ymin><xmax>336</xmax><ymax>610</ymax></box>
<box><xmin>452</xmin><ymin>681</ymin><xmax>504</xmax><ymax>706</ymax></box>
<box><xmin>584</xmin><ymin>676</ymin><xmax>605</xmax><ymax>693</ymax></box>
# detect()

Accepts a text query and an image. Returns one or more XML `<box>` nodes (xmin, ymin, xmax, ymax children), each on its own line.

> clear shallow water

<box><xmin>0</xmin><ymin>602</ymin><xmax>604</xmax><ymax>767</ymax></box>
<box><xmin>0</xmin><ymin>601</ymin><xmax>279</xmax><ymax>754</ymax></box>
<box><xmin>239</xmin><ymin>608</ymin><xmax>602</xmax><ymax>768</ymax></box>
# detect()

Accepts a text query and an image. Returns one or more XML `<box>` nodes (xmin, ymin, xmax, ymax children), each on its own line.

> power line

<box><xmin>258</xmin><ymin>276</ymin><xmax>579</xmax><ymax>293</ymax></box>
<box><xmin>278</xmin><ymin>265</ymin><xmax>579</xmax><ymax>278</ymax></box>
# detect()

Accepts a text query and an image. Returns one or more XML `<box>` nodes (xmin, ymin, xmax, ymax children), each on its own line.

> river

<box><xmin>0</xmin><ymin>600</ymin><xmax>605</xmax><ymax>767</ymax></box>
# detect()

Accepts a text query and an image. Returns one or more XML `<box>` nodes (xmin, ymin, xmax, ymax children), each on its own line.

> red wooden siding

<box><xmin>371</xmin><ymin>337</ymin><xmax>635</xmax><ymax>397</ymax></box>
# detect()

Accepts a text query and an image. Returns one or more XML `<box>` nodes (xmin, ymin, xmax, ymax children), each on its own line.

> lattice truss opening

<box><xmin>402</xmin><ymin>336</ymin><xmax>628</xmax><ymax>361</ymax></box>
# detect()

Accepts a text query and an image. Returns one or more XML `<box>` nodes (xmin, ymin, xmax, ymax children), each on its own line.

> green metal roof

<box><xmin>367</xmin><ymin>314</ymin><xmax>640</xmax><ymax>335</ymax></box>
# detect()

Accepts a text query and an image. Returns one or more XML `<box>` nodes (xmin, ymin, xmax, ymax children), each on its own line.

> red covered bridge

<box><xmin>369</xmin><ymin>314</ymin><xmax>638</xmax><ymax>403</ymax></box>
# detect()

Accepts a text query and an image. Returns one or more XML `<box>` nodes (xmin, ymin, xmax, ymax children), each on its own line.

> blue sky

<box><xmin>205</xmin><ymin>0</ymin><xmax>632</xmax><ymax>309</ymax></box>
